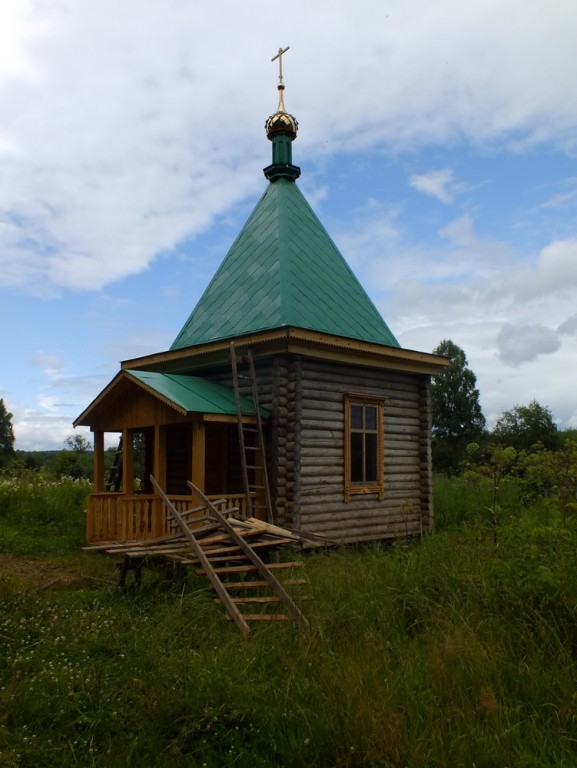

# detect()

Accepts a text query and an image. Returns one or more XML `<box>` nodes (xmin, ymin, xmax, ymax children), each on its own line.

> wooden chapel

<box><xmin>74</xmin><ymin>51</ymin><xmax>447</xmax><ymax>545</ymax></box>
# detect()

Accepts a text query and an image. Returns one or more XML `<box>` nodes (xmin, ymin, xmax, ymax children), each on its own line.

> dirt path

<box><xmin>0</xmin><ymin>553</ymin><xmax>97</xmax><ymax>591</ymax></box>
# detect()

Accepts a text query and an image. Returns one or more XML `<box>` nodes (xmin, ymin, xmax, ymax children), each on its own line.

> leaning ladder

<box><xmin>106</xmin><ymin>436</ymin><xmax>123</xmax><ymax>491</ymax></box>
<box><xmin>230</xmin><ymin>343</ymin><xmax>273</xmax><ymax>523</ymax></box>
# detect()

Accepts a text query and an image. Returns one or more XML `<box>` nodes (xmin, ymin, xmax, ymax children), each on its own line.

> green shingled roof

<box><xmin>127</xmin><ymin>370</ymin><xmax>267</xmax><ymax>417</ymax></box>
<box><xmin>171</xmin><ymin>177</ymin><xmax>400</xmax><ymax>350</ymax></box>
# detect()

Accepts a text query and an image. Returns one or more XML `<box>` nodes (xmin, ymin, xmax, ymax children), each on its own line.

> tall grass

<box><xmin>0</xmin><ymin>471</ymin><xmax>90</xmax><ymax>555</ymax></box>
<box><xmin>1</xmin><ymin>475</ymin><xmax>577</xmax><ymax>766</ymax></box>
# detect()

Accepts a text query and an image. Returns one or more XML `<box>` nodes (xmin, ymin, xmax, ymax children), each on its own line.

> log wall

<box><xmin>285</xmin><ymin>356</ymin><xmax>432</xmax><ymax>542</ymax></box>
<box><xmin>209</xmin><ymin>353</ymin><xmax>433</xmax><ymax>543</ymax></box>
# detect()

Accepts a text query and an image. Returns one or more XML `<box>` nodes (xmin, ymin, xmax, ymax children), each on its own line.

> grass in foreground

<box><xmin>1</xmin><ymin>475</ymin><xmax>577</xmax><ymax>766</ymax></box>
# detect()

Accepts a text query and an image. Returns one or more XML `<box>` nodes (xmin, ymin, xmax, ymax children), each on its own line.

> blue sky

<box><xmin>1</xmin><ymin>0</ymin><xmax>576</xmax><ymax>450</ymax></box>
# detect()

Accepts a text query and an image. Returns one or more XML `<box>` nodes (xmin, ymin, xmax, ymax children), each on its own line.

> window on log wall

<box><xmin>344</xmin><ymin>395</ymin><xmax>384</xmax><ymax>502</ymax></box>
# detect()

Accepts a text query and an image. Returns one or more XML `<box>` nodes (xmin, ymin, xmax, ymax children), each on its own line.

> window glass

<box><xmin>350</xmin><ymin>404</ymin><xmax>363</xmax><ymax>430</ymax></box>
<box><xmin>365</xmin><ymin>433</ymin><xmax>377</xmax><ymax>482</ymax></box>
<box><xmin>350</xmin><ymin>433</ymin><xmax>363</xmax><ymax>482</ymax></box>
<box><xmin>365</xmin><ymin>406</ymin><xmax>377</xmax><ymax>430</ymax></box>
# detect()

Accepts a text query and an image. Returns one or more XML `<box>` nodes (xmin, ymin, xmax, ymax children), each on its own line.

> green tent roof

<box><xmin>171</xmin><ymin>177</ymin><xmax>400</xmax><ymax>350</ymax></box>
<box><xmin>127</xmin><ymin>370</ymin><xmax>267</xmax><ymax>417</ymax></box>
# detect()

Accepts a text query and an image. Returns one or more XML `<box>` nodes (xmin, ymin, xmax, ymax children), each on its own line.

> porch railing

<box><xmin>85</xmin><ymin>492</ymin><xmax>253</xmax><ymax>543</ymax></box>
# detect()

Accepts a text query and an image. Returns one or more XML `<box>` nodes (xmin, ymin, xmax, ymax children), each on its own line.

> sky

<box><xmin>1</xmin><ymin>0</ymin><xmax>576</xmax><ymax>451</ymax></box>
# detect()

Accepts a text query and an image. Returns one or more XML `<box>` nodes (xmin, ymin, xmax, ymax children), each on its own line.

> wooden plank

<box><xmin>195</xmin><ymin>561</ymin><xmax>304</xmax><ymax>575</ymax></box>
<box><xmin>187</xmin><ymin>528</ymin><xmax>263</xmax><ymax>549</ymax></box>
<box><xmin>228</xmin><ymin>614</ymin><xmax>289</xmax><ymax>622</ymax></box>
<box><xmin>244</xmin><ymin>518</ymin><xmax>303</xmax><ymax>541</ymax></box>
<box><xmin>184</xmin><ymin>539</ymin><xmax>295</xmax><ymax>564</ymax></box>
<box><xmin>205</xmin><ymin>554</ymin><xmax>250</xmax><ymax>564</ymax></box>
<box><xmin>226</xmin><ymin>596</ymin><xmax>282</xmax><ymax>604</ymax></box>
<box><xmin>83</xmin><ymin>533</ymin><xmax>186</xmax><ymax>551</ymax></box>
<box><xmin>150</xmin><ymin>476</ymin><xmax>251</xmax><ymax>638</ymax></box>
<box><xmin>111</xmin><ymin>544</ymin><xmax>192</xmax><ymax>556</ymax></box>
<box><xmin>212</xmin><ymin>579</ymin><xmax>308</xmax><ymax>590</ymax></box>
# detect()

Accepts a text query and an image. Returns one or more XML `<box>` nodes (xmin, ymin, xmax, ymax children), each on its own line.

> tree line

<box><xmin>431</xmin><ymin>339</ymin><xmax>574</xmax><ymax>473</ymax></box>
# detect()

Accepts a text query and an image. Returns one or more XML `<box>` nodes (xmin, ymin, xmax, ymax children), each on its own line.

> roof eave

<box><xmin>121</xmin><ymin>326</ymin><xmax>448</xmax><ymax>376</ymax></box>
<box><xmin>73</xmin><ymin>370</ymin><xmax>189</xmax><ymax>428</ymax></box>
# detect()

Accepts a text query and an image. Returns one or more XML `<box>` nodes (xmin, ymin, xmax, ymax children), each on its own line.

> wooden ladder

<box><xmin>106</xmin><ymin>436</ymin><xmax>123</xmax><ymax>491</ymax></box>
<box><xmin>230</xmin><ymin>343</ymin><xmax>273</xmax><ymax>524</ymax></box>
<box><xmin>150</xmin><ymin>476</ymin><xmax>309</xmax><ymax>636</ymax></box>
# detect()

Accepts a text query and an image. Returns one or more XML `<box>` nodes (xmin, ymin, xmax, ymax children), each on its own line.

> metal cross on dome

<box><xmin>271</xmin><ymin>46</ymin><xmax>290</xmax><ymax>86</ymax></box>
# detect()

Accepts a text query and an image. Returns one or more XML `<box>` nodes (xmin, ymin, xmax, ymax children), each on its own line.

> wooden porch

<box><xmin>85</xmin><ymin>491</ymin><xmax>255</xmax><ymax>544</ymax></box>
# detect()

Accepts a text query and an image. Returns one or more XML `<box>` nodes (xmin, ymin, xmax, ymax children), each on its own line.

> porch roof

<box><xmin>126</xmin><ymin>370</ymin><xmax>266</xmax><ymax>417</ymax></box>
<box><xmin>73</xmin><ymin>369</ymin><xmax>268</xmax><ymax>427</ymax></box>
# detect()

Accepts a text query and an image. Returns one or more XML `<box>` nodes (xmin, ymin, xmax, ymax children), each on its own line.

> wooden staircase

<box><xmin>150</xmin><ymin>476</ymin><xmax>310</xmax><ymax>636</ymax></box>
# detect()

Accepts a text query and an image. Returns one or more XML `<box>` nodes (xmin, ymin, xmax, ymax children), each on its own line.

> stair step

<box><xmin>225</xmin><ymin>613</ymin><xmax>289</xmax><ymax>622</ymax></box>
<box><xmin>205</xmin><ymin>554</ymin><xmax>249</xmax><ymax>564</ymax></box>
<box><xmin>196</xmin><ymin>561</ymin><xmax>303</xmax><ymax>576</ymax></box>
<box><xmin>216</xmin><ymin>596</ymin><xmax>282</xmax><ymax>604</ymax></box>
<box><xmin>181</xmin><ymin>538</ymin><xmax>291</xmax><ymax>565</ymax></box>
<box><xmin>211</xmin><ymin>579</ymin><xmax>308</xmax><ymax>590</ymax></box>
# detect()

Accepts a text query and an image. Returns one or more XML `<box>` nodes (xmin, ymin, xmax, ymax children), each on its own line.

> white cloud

<box><xmin>31</xmin><ymin>352</ymin><xmax>66</xmax><ymax>379</ymax></box>
<box><xmin>410</xmin><ymin>169</ymin><xmax>455</xmax><ymax>204</ymax></box>
<box><xmin>0</xmin><ymin>0</ymin><xmax>576</xmax><ymax>295</ymax></box>
<box><xmin>534</xmin><ymin>179</ymin><xmax>577</xmax><ymax>211</ymax></box>
<box><xmin>496</xmin><ymin>322</ymin><xmax>561</xmax><ymax>366</ymax></box>
<box><xmin>0</xmin><ymin>0</ymin><xmax>42</xmax><ymax>78</ymax></box>
<box><xmin>538</xmin><ymin>238</ymin><xmax>577</xmax><ymax>292</ymax></box>
<box><xmin>437</xmin><ymin>214</ymin><xmax>520</xmax><ymax>281</ymax></box>
<box><xmin>559</xmin><ymin>314</ymin><xmax>577</xmax><ymax>335</ymax></box>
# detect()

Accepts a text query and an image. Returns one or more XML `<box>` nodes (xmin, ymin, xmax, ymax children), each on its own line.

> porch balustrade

<box><xmin>85</xmin><ymin>492</ymin><xmax>253</xmax><ymax>543</ymax></box>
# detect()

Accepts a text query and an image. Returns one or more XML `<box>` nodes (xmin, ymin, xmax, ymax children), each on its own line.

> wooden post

<box><xmin>122</xmin><ymin>428</ymin><xmax>134</xmax><ymax>495</ymax></box>
<box><xmin>93</xmin><ymin>431</ymin><xmax>105</xmax><ymax>493</ymax></box>
<box><xmin>153</xmin><ymin>425</ymin><xmax>167</xmax><ymax>489</ymax></box>
<box><xmin>152</xmin><ymin>425</ymin><xmax>167</xmax><ymax>537</ymax></box>
<box><xmin>191</xmin><ymin>416</ymin><xmax>205</xmax><ymax>491</ymax></box>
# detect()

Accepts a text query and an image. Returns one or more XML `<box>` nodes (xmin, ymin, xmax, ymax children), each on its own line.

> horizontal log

<box><xmin>314</xmin><ymin>527</ymin><xmax>421</xmax><ymax>544</ymax></box>
<box><xmin>301</xmin><ymin>375</ymin><xmax>419</xmax><ymax>398</ymax></box>
<box><xmin>299</xmin><ymin>458</ymin><xmax>344</xmax><ymax>472</ymax></box>
<box><xmin>301</xmin><ymin>399</ymin><xmax>344</xmax><ymax>414</ymax></box>
<box><xmin>299</xmin><ymin>447</ymin><xmax>344</xmax><ymax>459</ymax></box>
<box><xmin>313</xmin><ymin>489</ymin><xmax>416</xmax><ymax>505</ymax></box>
<box><xmin>302</xmin><ymin>506</ymin><xmax>422</xmax><ymax>528</ymax></box>
<box><xmin>300</xmin><ymin>418</ymin><xmax>344</xmax><ymax>430</ymax></box>
<box><xmin>302</xmin><ymin>520</ymin><xmax>422</xmax><ymax>541</ymax></box>
<box><xmin>299</xmin><ymin>388</ymin><xmax>420</xmax><ymax>408</ymax></box>
<box><xmin>382</xmin><ymin>448</ymin><xmax>419</xmax><ymax>459</ymax></box>
<box><xmin>384</xmin><ymin>463</ymin><xmax>422</xmax><ymax>474</ymax></box>
<box><xmin>299</xmin><ymin>430</ymin><xmax>342</xmax><ymax>442</ymax></box>
<box><xmin>301</xmin><ymin>358</ymin><xmax>416</xmax><ymax>381</ymax></box>
<box><xmin>296</xmin><ymin>498</ymin><xmax>425</xmax><ymax>520</ymax></box>
<box><xmin>300</xmin><ymin>437</ymin><xmax>346</xmax><ymax>449</ymax></box>
<box><xmin>384</xmin><ymin>414</ymin><xmax>421</xmax><ymax>427</ymax></box>
<box><xmin>297</xmin><ymin>378</ymin><xmax>419</xmax><ymax>397</ymax></box>
<box><xmin>306</xmin><ymin>517</ymin><xmax>422</xmax><ymax>538</ymax></box>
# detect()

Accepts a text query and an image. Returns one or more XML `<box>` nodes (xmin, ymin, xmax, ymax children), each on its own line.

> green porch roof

<box><xmin>127</xmin><ymin>370</ymin><xmax>267</xmax><ymax>417</ymax></box>
<box><xmin>171</xmin><ymin>177</ymin><xmax>400</xmax><ymax>350</ymax></box>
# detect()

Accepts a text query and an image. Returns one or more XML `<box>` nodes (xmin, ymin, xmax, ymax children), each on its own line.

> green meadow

<box><xmin>1</xmin><ymin>471</ymin><xmax>577</xmax><ymax>767</ymax></box>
